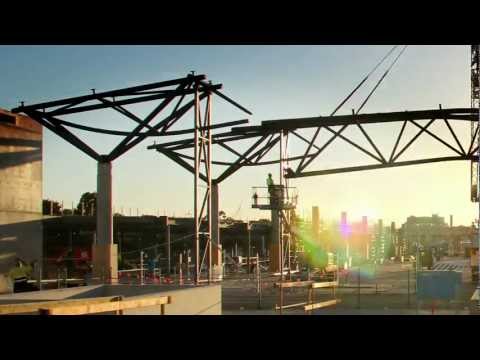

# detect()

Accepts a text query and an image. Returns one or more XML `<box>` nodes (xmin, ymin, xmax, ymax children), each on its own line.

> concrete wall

<box><xmin>0</xmin><ymin>109</ymin><xmax>42</xmax><ymax>280</ymax></box>
<box><xmin>0</xmin><ymin>284</ymin><xmax>221</xmax><ymax>315</ymax></box>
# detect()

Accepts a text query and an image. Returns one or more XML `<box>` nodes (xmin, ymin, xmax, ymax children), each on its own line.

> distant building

<box><xmin>349</xmin><ymin>216</ymin><xmax>370</xmax><ymax>262</ymax></box>
<box><xmin>396</xmin><ymin>214</ymin><xmax>475</xmax><ymax>259</ymax></box>
<box><xmin>447</xmin><ymin>225</ymin><xmax>476</xmax><ymax>256</ymax></box>
<box><xmin>41</xmin><ymin>214</ymin><xmax>263</xmax><ymax>278</ymax></box>
<box><xmin>370</xmin><ymin>219</ymin><xmax>394</xmax><ymax>262</ymax></box>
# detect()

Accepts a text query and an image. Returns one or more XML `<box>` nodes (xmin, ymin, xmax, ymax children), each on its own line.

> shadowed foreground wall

<box><xmin>0</xmin><ymin>109</ymin><xmax>42</xmax><ymax>281</ymax></box>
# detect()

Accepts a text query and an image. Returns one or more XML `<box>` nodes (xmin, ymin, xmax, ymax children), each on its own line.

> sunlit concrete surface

<box><xmin>0</xmin><ymin>283</ymin><xmax>221</xmax><ymax>315</ymax></box>
<box><xmin>0</xmin><ymin>109</ymin><xmax>42</xmax><ymax>284</ymax></box>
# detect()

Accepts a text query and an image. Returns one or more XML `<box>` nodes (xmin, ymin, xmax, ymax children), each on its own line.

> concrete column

<box><xmin>93</xmin><ymin>160</ymin><xmax>118</xmax><ymax>284</ymax></box>
<box><xmin>97</xmin><ymin>161</ymin><xmax>112</xmax><ymax>245</ymax></box>
<box><xmin>166</xmin><ymin>223</ymin><xmax>171</xmax><ymax>275</ymax></box>
<box><xmin>211</xmin><ymin>183</ymin><xmax>222</xmax><ymax>278</ymax></box>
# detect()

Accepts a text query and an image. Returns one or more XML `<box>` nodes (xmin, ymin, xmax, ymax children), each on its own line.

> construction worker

<box><xmin>252</xmin><ymin>192</ymin><xmax>258</xmax><ymax>206</ymax></box>
<box><xmin>266</xmin><ymin>173</ymin><xmax>274</xmax><ymax>205</ymax></box>
<box><xmin>266</xmin><ymin>173</ymin><xmax>274</xmax><ymax>191</ymax></box>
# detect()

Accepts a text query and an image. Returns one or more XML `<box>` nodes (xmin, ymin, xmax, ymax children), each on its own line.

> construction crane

<box><xmin>471</xmin><ymin>45</ymin><xmax>479</xmax><ymax>202</ymax></box>
<box><xmin>471</xmin><ymin>45</ymin><xmax>480</xmax><ymax>305</ymax></box>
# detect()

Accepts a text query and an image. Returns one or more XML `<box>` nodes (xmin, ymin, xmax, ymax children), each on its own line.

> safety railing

<box><xmin>274</xmin><ymin>279</ymin><xmax>340</xmax><ymax>314</ymax></box>
<box><xmin>251</xmin><ymin>186</ymin><xmax>298</xmax><ymax>209</ymax></box>
<box><xmin>0</xmin><ymin>294</ymin><xmax>172</xmax><ymax>315</ymax></box>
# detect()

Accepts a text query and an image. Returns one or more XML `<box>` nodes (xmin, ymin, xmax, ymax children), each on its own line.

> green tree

<box><xmin>76</xmin><ymin>192</ymin><xmax>97</xmax><ymax>216</ymax></box>
<box><xmin>42</xmin><ymin>199</ymin><xmax>62</xmax><ymax>216</ymax></box>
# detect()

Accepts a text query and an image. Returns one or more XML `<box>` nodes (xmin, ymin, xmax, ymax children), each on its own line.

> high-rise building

<box><xmin>370</xmin><ymin>219</ymin><xmax>394</xmax><ymax>262</ymax></box>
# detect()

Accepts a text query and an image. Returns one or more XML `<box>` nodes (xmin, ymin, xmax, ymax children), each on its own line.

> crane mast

<box><xmin>471</xmin><ymin>45</ymin><xmax>479</xmax><ymax>202</ymax></box>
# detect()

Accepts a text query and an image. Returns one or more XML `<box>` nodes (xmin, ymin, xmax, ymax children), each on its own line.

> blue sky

<box><xmin>0</xmin><ymin>45</ymin><xmax>476</xmax><ymax>226</ymax></box>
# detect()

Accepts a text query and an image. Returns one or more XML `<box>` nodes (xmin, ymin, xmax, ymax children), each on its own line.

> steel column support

<box><xmin>207</xmin><ymin>93</ymin><xmax>213</xmax><ymax>283</ymax></box>
<box><xmin>279</xmin><ymin>131</ymin><xmax>284</xmax><ymax>281</ymax></box>
<box><xmin>211</xmin><ymin>182</ymin><xmax>222</xmax><ymax>278</ymax></box>
<box><xmin>194</xmin><ymin>85</ymin><xmax>200</xmax><ymax>284</ymax></box>
<box><xmin>97</xmin><ymin>160</ymin><xmax>113</xmax><ymax>246</ymax></box>
<box><xmin>193</xmin><ymin>84</ymin><xmax>213</xmax><ymax>284</ymax></box>
<box><xmin>93</xmin><ymin>160</ymin><xmax>117</xmax><ymax>284</ymax></box>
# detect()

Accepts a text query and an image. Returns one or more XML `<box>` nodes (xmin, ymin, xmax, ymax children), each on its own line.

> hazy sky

<box><xmin>0</xmin><ymin>45</ymin><xmax>476</xmax><ymax>227</ymax></box>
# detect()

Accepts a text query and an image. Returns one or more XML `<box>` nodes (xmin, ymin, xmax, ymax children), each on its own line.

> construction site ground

<box><xmin>222</xmin><ymin>258</ymin><xmax>479</xmax><ymax>315</ymax></box>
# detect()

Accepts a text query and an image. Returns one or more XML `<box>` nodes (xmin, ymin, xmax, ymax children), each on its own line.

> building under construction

<box><xmin>0</xmin><ymin>45</ymin><xmax>479</xmax><ymax>315</ymax></box>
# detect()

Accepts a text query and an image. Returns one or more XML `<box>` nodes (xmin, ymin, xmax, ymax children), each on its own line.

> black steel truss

<box><xmin>149</xmin><ymin>107</ymin><xmax>479</xmax><ymax>182</ymax></box>
<box><xmin>11</xmin><ymin>74</ymin><xmax>250</xmax><ymax>163</ymax></box>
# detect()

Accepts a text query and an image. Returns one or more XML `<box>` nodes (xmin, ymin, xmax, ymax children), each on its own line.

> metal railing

<box><xmin>251</xmin><ymin>186</ymin><xmax>298</xmax><ymax>208</ymax></box>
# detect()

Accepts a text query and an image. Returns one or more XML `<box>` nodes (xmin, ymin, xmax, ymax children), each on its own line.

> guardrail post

<box><xmin>38</xmin><ymin>264</ymin><xmax>42</xmax><ymax>291</ymax></box>
<box><xmin>307</xmin><ymin>285</ymin><xmax>313</xmax><ymax>315</ymax></box>
<box><xmin>279</xmin><ymin>282</ymin><xmax>283</xmax><ymax>315</ymax></box>
<box><xmin>140</xmin><ymin>251</ymin><xmax>144</xmax><ymax>286</ymax></box>
<box><xmin>357</xmin><ymin>268</ymin><xmax>361</xmax><ymax>309</ymax></box>
<box><xmin>179</xmin><ymin>253</ymin><xmax>183</xmax><ymax>285</ymax></box>
<box><xmin>256</xmin><ymin>253</ymin><xmax>262</xmax><ymax>309</ymax></box>
<box><xmin>407</xmin><ymin>269</ymin><xmax>410</xmax><ymax>308</ymax></box>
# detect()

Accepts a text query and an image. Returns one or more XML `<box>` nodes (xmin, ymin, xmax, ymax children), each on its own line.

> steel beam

<box><xmin>199</xmin><ymin>80</ymin><xmax>252</xmax><ymax>115</ymax></box>
<box><xmin>258</xmin><ymin>108</ymin><xmax>477</xmax><ymax>131</ymax></box>
<box><xmin>12</xmin><ymin>75</ymin><xmax>207</xmax><ymax>113</ymax></box>
<box><xmin>161</xmin><ymin>149</ymin><xmax>208</xmax><ymax>182</ymax></box>
<box><xmin>444</xmin><ymin>118</ymin><xmax>466</xmax><ymax>155</ymax></box>
<box><xmin>97</xmin><ymin>97</ymin><xmax>162</xmax><ymax>135</ymax></box>
<box><xmin>215</xmin><ymin>135</ymin><xmax>273</xmax><ymax>183</ymax></box>
<box><xmin>409</xmin><ymin>120</ymin><xmax>464</xmax><ymax>156</ymax></box>
<box><xmin>26</xmin><ymin>110</ymin><xmax>100</xmax><ymax>161</ymax></box>
<box><xmin>110</xmin><ymin>92</ymin><xmax>209</xmax><ymax>161</ymax></box>
<box><xmin>158</xmin><ymin>119</ymin><xmax>248</xmax><ymax>136</ymax></box>
<box><xmin>48</xmin><ymin>89</ymin><xmax>218</xmax><ymax>116</ymax></box>
<box><xmin>45</xmin><ymin>117</ymin><xmax>141</xmax><ymax>136</ymax></box>
<box><xmin>287</xmin><ymin>156</ymin><xmax>473</xmax><ymax>178</ymax></box>
<box><xmin>108</xmin><ymin>81</ymin><xmax>189</xmax><ymax>160</ymax></box>
<box><xmin>299</xmin><ymin>124</ymin><xmax>349</xmax><ymax>172</ymax></box>
<box><xmin>322</xmin><ymin>126</ymin><xmax>384</xmax><ymax>163</ymax></box>
<box><xmin>392</xmin><ymin>119</ymin><xmax>435</xmax><ymax>162</ymax></box>
<box><xmin>389</xmin><ymin>121</ymin><xmax>407</xmax><ymax>163</ymax></box>
<box><xmin>165</xmin><ymin>150</ymin><xmax>316</xmax><ymax>167</ymax></box>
